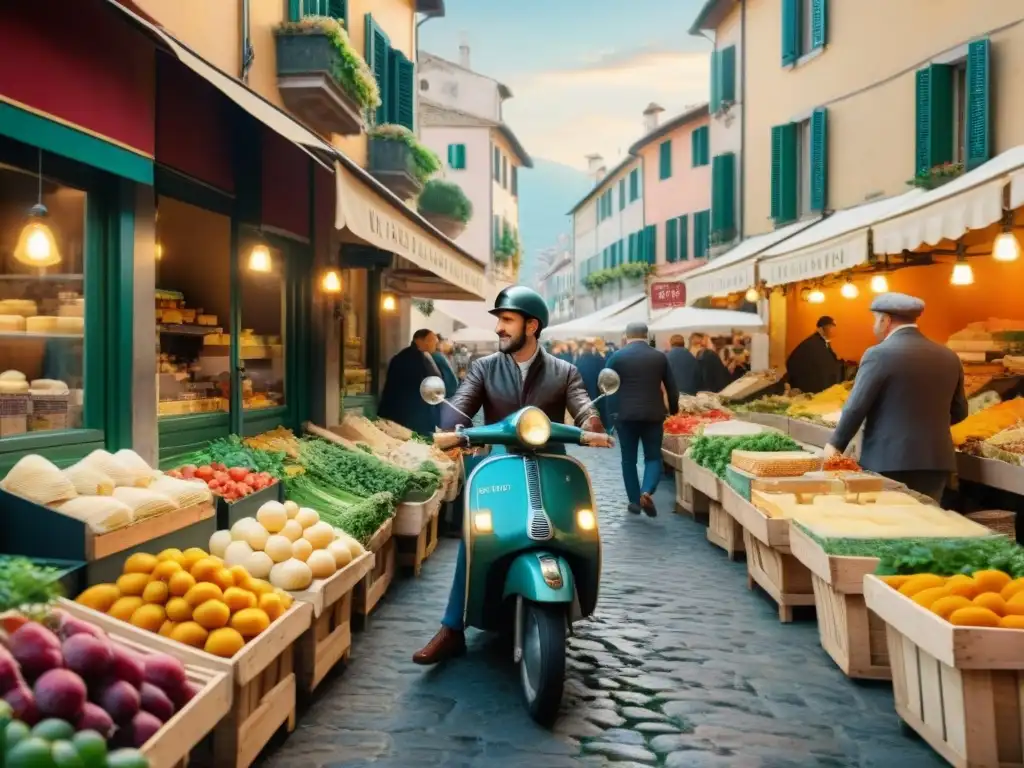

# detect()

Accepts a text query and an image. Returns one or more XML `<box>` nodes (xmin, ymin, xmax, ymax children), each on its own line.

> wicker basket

<box><xmin>730</xmin><ymin>450</ymin><xmax>822</xmax><ymax>478</ymax></box>
<box><xmin>966</xmin><ymin>509</ymin><xmax>1016</xmax><ymax>537</ymax></box>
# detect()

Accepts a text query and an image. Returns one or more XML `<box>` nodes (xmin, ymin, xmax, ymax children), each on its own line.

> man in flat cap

<box><xmin>825</xmin><ymin>293</ymin><xmax>968</xmax><ymax>502</ymax></box>
<box><xmin>605</xmin><ymin>322</ymin><xmax>679</xmax><ymax>515</ymax></box>
<box><xmin>786</xmin><ymin>316</ymin><xmax>844</xmax><ymax>394</ymax></box>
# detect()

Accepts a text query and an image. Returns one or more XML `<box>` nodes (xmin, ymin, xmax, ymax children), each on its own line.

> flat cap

<box><xmin>625</xmin><ymin>321</ymin><xmax>649</xmax><ymax>338</ymax></box>
<box><xmin>869</xmin><ymin>292</ymin><xmax>925</xmax><ymax>319</ymax></box>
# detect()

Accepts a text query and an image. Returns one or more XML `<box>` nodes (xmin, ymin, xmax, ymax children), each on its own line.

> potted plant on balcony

<box><xmin>416</xmin><ymin>179</ymin><xmax>473</xmax><ymax>238</ymax></box>
<box><xmin>368</xmin><ymin>124</ymin><xmax>441</xmax><ymax>199</ymax></box>
<box><xmin>907</xmin><ymin>161</ymin><xmax>964</xmax><ymax>190</ymax></box>
<box><xmin>274</xmin><ymin>16</ymin><xmax>380</xmax><ymax>134</ymax></box>
<box><xmin>493</xmin><ymin>228</ymin><xmax>521</xmax><ymax>278</ymax></box>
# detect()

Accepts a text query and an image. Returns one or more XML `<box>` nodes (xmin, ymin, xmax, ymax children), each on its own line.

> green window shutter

<box><xmin>627</xmin><ymin>233</ymin><xmax>635</xmax><ymax>262</ymax></box>
<box><xmin>458</xmin><ymin>144</ymin><xmax>467</xmax><ymax>169</ymax></box>
<box><xmin>666</xmin><ymin>217</ymin><xmax>678</xmax><ymax>263</ymax></box>
<box><xmin>388</xmin><ymin>49</ymin><xmax>415</xmax><ymax>129</ymax></box>
<box><xmin>288</xmin><ymin>0</ymin><xmax>302</xmax><ymax>21</ymax></box>
<box><xmin>914</xmin><ymin>65</ymin><xmax>953</xmax><ymax>174</ymax></box>
<box><xmin>493</xmin><ymin>215</ymin><xmax>500</xmax><ymax>249</ymax></box>
<box><xmin>679</xmin><ymin>215</ymin><xmax>689</xmax><ymax>260</ymax></box>
<box><xmin>694</xmin><ymin>210</ymin><xmax>710</xmax><ymax>258</ymax></box>
<box><xmin>720</xmin><ymin>46</ymin><xmax>736</xmax><ymax>104</ymax></box>
<box><xmin>703</xmin><ymin>128</ymin><xmax>711</xmax><ymax>165</ymax></box>
<box><xmin>619</xmin><ymin>179</ymin><xmax>626</xmax><ymax>211</ymax></box>
<box><xmin>327</xmin><ymin>0</ymin><xmax>347</xmax><ymax>25</ymax></box>
<box><xmin>810</xmin><ymin>108</ymin><xmax>828</xmax><ymax>212</ymax></box>
<box><xmin>711</xmin><ymin>153</ymin><xmax>736</xmax><ymax>238</ymax></box>
<box><xmin>966</xmin><ymin>38</ymin><xmax>991</xmax><ymax>170</ymax></box>
<box><xmin>691</xmin><ymin>129</ymin><xmax>701</xmax><ymax>167</ymax></box>
<box><xmin>770</xmin><ymin>124</ymin><xmax>798</xmax><ymax>223</ymax></box>
<box><xmin>810</xmin><ymin>0</ymin><xmax>827</xmax><ymax>50</ymax></box>
<box><xmin>493</xmin><ymin>146</ymin><xmax>500</xmax><ymax>181</ymax></box>
<box><xmin>511</xmin><ymin>166</ymin><xmax>517</xmax><ymax>195</ymax></box>
<box><xmin>781</xmin><ymin>0</ymin><xmax>799</xmax><ymax>65</ymax></box>
<box><xmin>365</xmin><ymin>15</ymin><xmax>389</xmax><ymax>124</ymax></box>
<box><xmin>710</xmin><ymin>49</ymin><xmax>720</xmax><ymax>112</ymax></box>
<box><xmin>659</xmin><ymin>140</ymin><xmax>673</xmax><ymax>180</ymax></box>
<box><xmin>648</xmin><ymin>226</ymin><xmax>657</xmax><ymax>265</ymax></box>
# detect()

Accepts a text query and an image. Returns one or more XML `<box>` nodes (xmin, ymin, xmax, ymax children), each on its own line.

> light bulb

<box><xmin>870</xmin><ymin>274</ymin><xmax>889</xmax><ymax>293</ymax></box>
<box><xmin>321</xmin><ymin>269</ymin><xmax>342</xmax><ymax>294</ymax></box>
<box><xmin>840</xmin><ymin>280</ymin><xmax>858</xmax><ymax>299</ymax></box>
<box><xmin>248</xmin><ymin>244</ymin><xmax>271</xmax><ymax>272</ymax></box>
<box><xmin>799</xmin><ymin>287</ymin><xmax>810</xmax><ymax>301</ymax></box>
<box><xmin>155</xmin><ymin>242</ymin><xmax>163</xmax><ymax>261</ymax></box>
<box><xmin>807</xmin><ymin>288</ymin><xmax>825</xmax><ymax>304</ymax></box>
<box><xmin>744</xmin><ymin>287</ymin><xmax>759</xmax><ymax>303</ymax></box>
<box><xmin>993</xmin><ymin>231</ymin><xmax>1020</xmax><ymax>262</ymax></box>
<box><xmin>950</xmin><ymin>261</ymin><xmax>974</xmax><ymax>286</ymax></box>
<box><xmin>14</xmin><ymin>219</ymin><xmax>61</xmax><ymax>267</ymax></box>
<box><xmin>381</xmin><ymin>294</ymin><xmax>397</xmax><ymax>312</ymax></box>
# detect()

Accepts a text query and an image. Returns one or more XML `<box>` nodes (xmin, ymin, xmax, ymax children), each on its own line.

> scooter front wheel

<box><xmin>519</xmin><ymin>601</ymin><xmax>567</xmax><ymax>726</ymax></box>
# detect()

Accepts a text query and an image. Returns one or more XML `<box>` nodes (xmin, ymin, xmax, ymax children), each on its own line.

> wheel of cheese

<box><xmin>25</xmin><ymin>316</ymin><xmax>58</xmax><ymax>333</ymax></box>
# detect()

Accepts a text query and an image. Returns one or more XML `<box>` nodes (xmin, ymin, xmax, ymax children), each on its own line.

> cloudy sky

<box><xmin>419</xmin><ymin>0</ymin><xmax>713</xmax><ymax>170</ymax></box>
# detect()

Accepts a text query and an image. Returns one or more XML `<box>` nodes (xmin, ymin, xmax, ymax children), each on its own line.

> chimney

<box><xmin>643</xmin><ymin>102</ymin><xmax>665</xmax><ymax>133</ymax></box>
<box><xmin>459</xmin><ymin>32</ymin><xmax>470</xmax><ymax>69</ymax></box>
<box><xmin>585</xmin><ymin>153</ymin><xmax>606</xmax><ymax>181</ymax></box>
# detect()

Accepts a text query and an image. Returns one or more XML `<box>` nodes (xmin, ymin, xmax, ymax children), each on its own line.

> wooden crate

<box><xmin>720</xmin><ymin>485</ymin><xmax>791</xmax><ymax>548</ymax></box>
<box><xmin>354</xmin><ymin>518</ymin><xmax>395</xmax><ymax>620</ymax></box>
<box><xmin>743</xmin><ymin>531</ymin><xmax>815</xmax><ymax>623</ymax></box>
<box><xmin>661</xmin><ymin>447</ymin><xmax>685</xmax><ymax>472</ymax></box>
<box><xmin>707</xmin><ymin>500</ymin><xmax>745</xmax><ymax>559</ymax></box>
<box><xmin>682</xmin><ymin>456</ymin><xmax>721</xmax><ymax>502</ymax></box>
<box><xmin>293</xmin><ymin>550</ymin><xmax>375</xmax><ymax>693</ymax></box>
<box><xmin>60</xmin><ymin>597</ymin><xmax>313</xmax><ymax>768</ymax></box>
<box><xmin>789</xmin><ymin>525</ymin><xmax>888</xmax><ymax>680</ymax></box>
<box><xmin>865</xmin><ymin>575</ymin><xmax>1024</xmax><ymax>767</ymax></box>
<box><xmin>215</xmin><ymin>483</ymin><xmax>283</xmax><ymax>530</ymax></box>
<box><xmin>736</xmin><ymin>413</ymin><xmax>791</xmax><ymax>433</ymax></box>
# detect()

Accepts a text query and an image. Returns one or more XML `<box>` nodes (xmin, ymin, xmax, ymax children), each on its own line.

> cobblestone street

<box><xmin>262</xmin><ymin>446</ymin><xmax>946</xmax><ymax>768</ymax></box>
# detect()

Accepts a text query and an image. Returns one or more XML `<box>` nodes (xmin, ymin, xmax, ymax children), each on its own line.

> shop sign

<box><xmin>335</xmin><ymin>165</ymin><xmax>485</xmax><ymax>298</ymax></box>
<box><xmin>762</xmin><ymin>230</ymin><xmax>869</xmax><ymax>286</ymax></box>
<box><xmin>649</xmin><ymin>282</ymin><xmax>686</xmax><ymax>309</ymax></box>
<box><xmin>684</xmin><ymin>263</ymin><xmax>756</xmax><ymax>303</ymax></box>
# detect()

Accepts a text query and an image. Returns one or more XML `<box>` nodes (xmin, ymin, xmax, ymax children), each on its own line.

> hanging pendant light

<box><xmin>870</xmin><ymin>273</ymin><xmax>889</xmax><ymax>293</ymax></box>
<box><xmin>248</xmin><ymin>243</ymin><xmax>272</xmax><ymax>273</ymax></box>
<box><xmin>840</xmin><ymin>278</ymin><xmax>859</xmax><ymax>299</ymax></box>
<box><xmin>155</xmin><ymin>243</ymin><xmax>164</xmax><ymax>261</ymax></box>
<box><xmin>321</xmin><ymin>269</ymin><xmax>342</xmax><ymax>294</ymax></box>
<box><xmin>14</xmin><ymin>150</ymin><xmax>61</xmax><ymax>268</ymax></box>
<box><xmin>950</xmin><ymin>256</ymin><xmax>974</xmax><ymax>286</ymax></box>
<box><xmin>807</xmin><ymin>287</ymin><xmax>825</xmax><ymax>304</ymax></box>
<box><xmin>381</xmin><ymin>293</ymin><xmax>397</xmax><ymax>312</ymax></box>
<box><xmin>993</xmin><ymin>230</ymin><xmax>1020</xmax><ymax>262</ymax></box>
<box><xmin>744</xmin><ymin>287</ymin><xmax>759</xmax><ymax>303</ymax></box>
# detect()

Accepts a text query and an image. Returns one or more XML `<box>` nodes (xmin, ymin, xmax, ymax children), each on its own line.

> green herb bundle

<box><xmin>284</xmin><ymin>475</ymin><xmax>394</xmax><ymax>544</ymax></box>
<box><xmin>0</xmin><ymin>557</ymin><xmax>64</xmax><ymax>612</ymax></box>
<box><xmin>689</xmin><ymin>432</ymin><xmax>801</xmax><ymax>477</ymax></box>
<box><xmin>298</xmin><ymin>437</ymin><xmax>434</xmax><ymax>500</ymax></box>
<box><xmin>872</xmin><ymin>536</ymin><xmax>1024</xmax><ymax>577</ymax></box>
<box><xmin>169</xmin><ymin>436</ymin><xmax>287</xmax><ymax>478</ymax></box>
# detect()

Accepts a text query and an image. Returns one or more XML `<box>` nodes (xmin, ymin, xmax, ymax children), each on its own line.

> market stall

<box><xmin>542</xmin><ymin>295</ymin><xmax>646</xmax><ymax>340</ymax></box>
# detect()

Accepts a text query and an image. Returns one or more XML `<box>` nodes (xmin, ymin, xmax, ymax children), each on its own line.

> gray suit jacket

<box><xmin>830</xmin><ymin>327</ymin><xmax>968</xmax><ymax>473</ymax></box>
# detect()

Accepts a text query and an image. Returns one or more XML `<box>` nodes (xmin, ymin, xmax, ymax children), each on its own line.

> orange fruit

<box><xmin>972</xmin><ymin>592</ymin><xmax>1007</xmax><ymax>616</ymax></box>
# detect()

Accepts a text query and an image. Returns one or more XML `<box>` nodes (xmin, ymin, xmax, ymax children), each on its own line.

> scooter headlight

<box><xmin>576</xmin><ymin>508</ymin><xmax>596</xmax><ymax>531</ymax></box>
<box><xmin>516</xmin><ymin>407</ymin><xmax>551</xmax><ymax>447</ymax></box>
<box><xmin>473</xmin><ymin>510</ymin><xmax>493</xmax><ymax>533</ymax></box>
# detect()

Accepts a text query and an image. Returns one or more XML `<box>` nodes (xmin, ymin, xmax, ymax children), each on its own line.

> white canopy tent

<box><xmin>542</xmin><ymin>295</ymin><xmax>646</xmax><ymax>339</ymax></box>
<box><xmin>648</xmin><ymin>306</ymin><xmax>766</xmax><ymax>334</ymax></box>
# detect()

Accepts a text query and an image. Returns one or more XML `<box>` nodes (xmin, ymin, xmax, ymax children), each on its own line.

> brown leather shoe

<box><xmin>412</xmin><ymin>626</ymin><xmax>466</xmax><ymax>665</ymax></box>
<box><xmin>640</xmin><ymin>492</ymin><xmax>658</xmax><ymax>517</ymax></box>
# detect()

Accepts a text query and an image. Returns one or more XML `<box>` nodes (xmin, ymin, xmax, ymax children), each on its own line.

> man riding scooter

<box><xmin>413</xmin><ymin>285</ymin><xmax>612</xmax><ymax>665</ymax></box>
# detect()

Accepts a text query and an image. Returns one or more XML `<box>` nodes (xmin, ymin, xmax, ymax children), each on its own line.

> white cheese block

<box><xmin>25</xmin><ymin>316</ymin><xmax>58</xmax><ymax>333</ymax></box>
<box><xmin>0</xmin><ymin>380</ymin><xmax>29</xmax><ymax>394</ymax></box>
<box><xmin>162</xmin><ymin>309</ymin><xmax>183</xmax><ymax>324</ymax></box>
<box><xmin>0</xmin><ymin>315</ymin><xmax>26</xmax><ymax>332</ymax></box>
<box><xmin>0</xmin><ymin>370</ymin><xmax>26</xmax><ymax>382</ymax></box>
<box><xmin>0</xmin><ymin>300</ymin><xmax>38</xmax><ymax>318</ymax></box>
<box><xmin>197</xmin><ymin>314</ymin><xmax>218</xmax><ymax>326</ymax></box>
<box><xmin>56</xmin><ymin>316</ymin><xmax>84</xmax><ymax>334</ymax></box>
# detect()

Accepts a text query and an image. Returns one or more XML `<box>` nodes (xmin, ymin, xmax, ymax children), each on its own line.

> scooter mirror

<box><xmin>419</xmin><ymin>376</ymin><xmax>447</xmax><ymax>405</ymax></box>
<box><xmin>597</xmin><ymin>368</ymin><xmax>621</xmax><ymax>396</ymax></box>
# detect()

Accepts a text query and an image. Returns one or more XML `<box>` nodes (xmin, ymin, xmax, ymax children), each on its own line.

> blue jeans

<box><xmin>442</xmin><ymin>540</ymin><xmax>468</xmax><ymax>630</ymax></box>
<box><xmin>616</xmin><ymin>420</ymin><xmax>664</xmax><ymax>504</ymax></box>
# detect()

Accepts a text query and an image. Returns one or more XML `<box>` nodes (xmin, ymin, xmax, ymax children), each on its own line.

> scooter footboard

<box><xmin>503</xmin><ymin>552</ymin><xmax>575</xmax><ymax>603</ymax></box>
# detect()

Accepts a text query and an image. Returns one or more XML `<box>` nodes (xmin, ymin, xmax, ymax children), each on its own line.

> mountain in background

<box><xmin>518</xmin><ymin>158</ymin><xmax>593</xmax><ymax>286</ymax></box>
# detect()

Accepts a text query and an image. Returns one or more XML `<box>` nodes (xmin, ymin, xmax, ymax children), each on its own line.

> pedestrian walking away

<box><xmin>825</xmin><ymin>293</ymin><xmax>968</xmax><ymax>502</ymax></box>
<box><xmin>606</xmin><ymin>321</ymin><xmax>679</xmax><ymax>516</ymax></box>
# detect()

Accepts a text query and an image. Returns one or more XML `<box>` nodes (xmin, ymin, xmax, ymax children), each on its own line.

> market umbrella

<box><xmin>648</xmin><ymin>306</ymin><xmax>765</xmax><ymax>333</ymax></box>
<box><xmin>543</xmin><ymin>295</ymin><xmax>646</xmax><ymax>339</ymax></box>
<box><xmin>449</xmin><ymin>325</ymin><xmax>499</xmax><ymax>343</ymax></box>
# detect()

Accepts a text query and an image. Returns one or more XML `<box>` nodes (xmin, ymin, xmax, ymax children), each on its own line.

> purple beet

<box><xmin>34</xmin><ymin>668</ymin><xmax>87</xmax><ymax>720</ymax></box>
<box><xmin>0</xmin><ymin>648</ymin><xmax>25</xmax><ymax>695</ymax></box>
<box><xmin>4</xmin><ymin>684</ymin><xmax>39</xmax><ymax>725</ymax></box>
<box><xmin>9</xmin><ymin>623</ymin><xmax>62</xmax><ymax>680</ymax></box>
<box><xmin>96</xmin><ymin>680</ymin><xmax>140</xmax><ymax>725</ymax></box>
<box><xmin>62</xmin><ymin>634</ymin><xmax>114</xmax><ymax>681</ymax></box>
<box><xmin>139</xmin><ymin>682</ymin><xmax>174</xmax><ymax>723</ymax></box>
<box><xmin>75</xmin><ymin>701</ymin><xmax>115</xmax><ymax>738</ymax></box>
<box><xmin>109</xmin><ymin>645</ymin><xmax>144</xmax><ymax>689</ymax></box>
<box><xmin>127</xmin><ymin>710</ymin><xmax>162</xmax><ymax>747</ymax></box>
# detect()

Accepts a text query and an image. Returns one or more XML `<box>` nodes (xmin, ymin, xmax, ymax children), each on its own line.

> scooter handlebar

<box><xmin>433</xmin><ymin>431</ymin><xmax>466</xmax><ymax>450</ymax></box>
<box><xmin>581</xmin><ymin>431</ymin><xmax>615</xmax><ymax>448</ymax></box>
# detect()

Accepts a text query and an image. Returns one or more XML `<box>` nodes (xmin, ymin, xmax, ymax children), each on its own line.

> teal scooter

<box><xmin>419</xmin><ymin>369</ymin><xmax>619</xmax><ymax>725</ymax></box>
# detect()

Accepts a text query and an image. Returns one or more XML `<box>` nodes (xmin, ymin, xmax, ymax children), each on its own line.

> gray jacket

<box><xmin>830</xmin><ymin>327</ymin><xmax>968</xmax><ymax>473</ymax></box>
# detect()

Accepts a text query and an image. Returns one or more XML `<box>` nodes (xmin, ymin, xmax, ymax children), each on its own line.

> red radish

<box><xmin>34</xmin><ymin>668</ymin><xmax>87</xmax><ymax>720</ymax></box>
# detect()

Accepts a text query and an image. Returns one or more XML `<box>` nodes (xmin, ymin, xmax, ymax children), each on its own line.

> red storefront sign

<box><xmin>650</xmin><ymin>282</ymin><xmax>686</xmax><ymax>310</ymax></box>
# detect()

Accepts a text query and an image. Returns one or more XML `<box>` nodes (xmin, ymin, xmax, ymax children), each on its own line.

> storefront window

<box><xmin>239</xmin><ymin>238</ymin><xmax>285</xmax><ymax>410</ymax></box>
<box><xmin>0</xmin><ymin>163</ymin><xmax>86</xmax><ymax>434</ymax></box>
<box><xmin>155</xmin><ymin>197</ymin><xmax>231</xmax><ymax>417</ymax></box>
<box><xmin>342</xmin><ymin>268</ymin><xmax>371</xmax><ymax>396</ymax></box>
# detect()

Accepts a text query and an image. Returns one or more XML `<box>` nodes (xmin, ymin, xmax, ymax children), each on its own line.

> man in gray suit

<box><xmin>825</xmin><ymin>293</ymin><xmax>968</xmax><ymax>502</ymax></box>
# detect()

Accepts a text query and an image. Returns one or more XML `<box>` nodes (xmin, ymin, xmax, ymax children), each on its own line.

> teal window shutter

<box><xmin>810</xmin><ymin>0</ymin><xmax>827</xmax><ymax>50</ymax></box>
<box><xmin>388</xmin><ymin>49</ymin><xmax>415</xmax><ymax>129</ymax></box>
<box><xmin>679</xmin><ymin>215</ymin><xmax>689</xmax><ymax>260</ymax></box>
<box><xmin>770</xmin><ymin>124</ymin><xmax>798</xmax><ymax>223</ymax></box>
<box><xmin>809</xmin><ymin>108</ymin><xmax>828</xmax><ymax>212</ymax></box>
<box><xmin>365</xmin><ymin>14</ymin><xmax>390</xmax><ymax>124</ymax></box>
<box><xmin>692</xmin><ymin>127</ymin><xmax>709</xmax><ymax>166</ymax></box>
<box><xmin>691</xmin><ymin>129</ymin><xmax>701</xmax><ymax>167</ymax></box>
<box><xmin>711</xmin><ymin>153</ymin><xmax>736</xmax><ymax>238</ymax></box>
<box><xmin>628</xmin><ymin>233</ymin><xmax>635</xmax><ymax>262</ymax></box>
<box><xmin>288</xmin><ymin>0</ymin><xmax>302</xmax><ymax>21</ymax></box>
<box><xmin>493</xmin><ymin>146</ymin><xmax>500</xmax><ymax>181</ymax></box>
<box><xmin>666</xmin><ymin>218</ymin><xmax>678</xmax><ymax>263</ymax></box>
<box><xmin>648</xmin><ymin>226</ymin><xmax>657</xmax><ymax>265</ymax></box>
<box><xmin>629</xmin><ymin>169</ymin><xmax>638</xmax><ymax>201</ymax></box>
<box><xmin>619</xmin><ymin>179</ymin><xmax>626</xmax><ymax>211</ymax></box>
<box><xmin>720</xmin><ymin>46</ymin><xmax>736</xmax><ymax>104</ymax></box>
<box><xmin>327</xmin><ymin>0</ymin><xmax>347</xmax><ymax>25</ymax></box>
<box><xmin>659</xmin><ymin>140</ymin><xmax>673</xmax><ymax>180</ymax></box>
<box><xmin>694</xmin><ymin>211</ymin><xmax>710</xmax><ymax>258</ymax></box>
<box><xmin>781</xmin><ymin>0</ymin><xmax>799</xmax><ymax>65</ymax></box>
<box><xmin>710</xmin><ymin>49</ymin><xmax>720</xmax><ymax>112</ymax></box>
<box><xmin>965</xmin><ymin>38</ymin><xmax>991</xmax><ymax>170</ymax></box>
<box><xmin>914</xmin><ymin>65</ymin><xmax>953</xmax><ymax>174</ymax></box>
<box><xmin>447</xmin><ymin>144</ymin><xmax>466</xmax><ymax>169</ymax></box>
<box><xmin>458</xmin><ymin>144</ymin><xmax>466</xmax><ymax>169</ymax></box>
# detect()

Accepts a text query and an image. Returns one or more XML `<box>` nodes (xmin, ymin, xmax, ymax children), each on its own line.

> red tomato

<box><xmin>213</xmin><ymin>471</ymin><xmax>230</xmax><ymax>483</ymax></box>
<box><xmin>211</xmin><ymin>462</ymin><xmax>225</xmax><ymax>472</ymax></box>
<box><xmin>208</xmin><ymin>479</ymin><xmax>222</xmax><ymax>491</ymax></box>
<box><xmin>196</xmin><ymin>465</ymin><xmax>214</xmax><ymax>481</ymax></box>
<box><xmin>243</xmin><ymin>474</ymin><xmax>257</xmax><ymax>488</ymax></box>
<box><xmin>166</xmin><ymin>470</ymin><xmax>184</xmax><ymax>480</ymax></box>
<box><xmin>228</xmin><ymin>466</ymin><xmax>249</xmax><ymax>482</ymax></box>
<box><xmin>181</xmin><ymin>464</ymin><xmax>198</xmax><ymax>479</ymax></box>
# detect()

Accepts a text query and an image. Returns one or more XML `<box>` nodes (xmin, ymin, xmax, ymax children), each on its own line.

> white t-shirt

<box><xmin>516</xmin><ymin>346</ymin><xmax>540</xmax><ymax>383</ymax></box>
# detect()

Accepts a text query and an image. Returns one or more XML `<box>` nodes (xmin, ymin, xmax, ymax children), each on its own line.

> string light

<box><xmin>870</xmin><ymin>274</ymin><xmax>889</xmax><ymax>293</ymax></box>
<box><xmin>840</xmin><ymin>279</ymin><xmax>858</xmax><ymax>299</ymax></box>
<box><xmin>744</xmin><ymin>287</ymin><xmax>759</xmax><ymax>303</ymax></box>
<box><xmin>993</xmin><ymin>230</ymin><xmax>1020</xmax><ymax>262</ymax></box>
<box><xmin>321</xmin><ymin>269</ymin><xmax>342</xmax><ymax>294</ymax></box>
<box><xmin>807</xmin><ymin>287</ymin><xmax>825</xmax><ymax>304</ymax></box>
<box><xmin>381</xmin><ymin>293</ymin><xmax>397</xmax><ymax>312</ymax></box>
<box><xmin>950</xmin><ymin>258</ymin><xmax>974</xmax><ymax>286</ymax></box>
